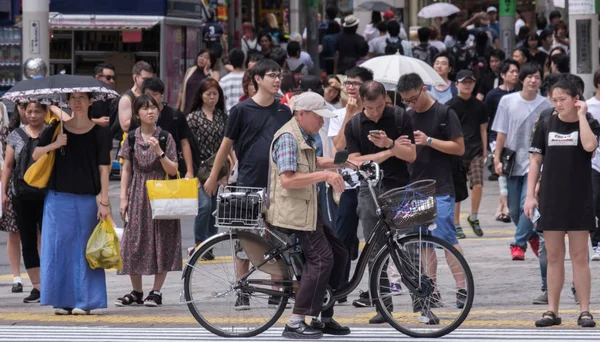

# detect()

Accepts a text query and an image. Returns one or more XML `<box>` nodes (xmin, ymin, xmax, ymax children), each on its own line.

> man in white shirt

<box><xmin>586</xmin><ymin>69</ymin><xmax>600</xmax><ymax>261</ymax></box>
<box><xmin>493</xmin><ymin>63</ymin><xmax>552</xmax><ymax>262</ymax></box>
<box><xmin>327</xmin><ymin>66</ymin><xmax>373</xmax><ymax>313</ymax></box>
<box><xmin>219</xmin><ymin>49</ymin><xmax>246</xmax><ymax>113</ymax></box>
<box><xmin>515</xmin><ymin>10</ymin><xmax>526</xmax><ymax>38</ymax></box>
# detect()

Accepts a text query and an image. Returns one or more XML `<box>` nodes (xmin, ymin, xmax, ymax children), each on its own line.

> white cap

<box><xmin>293</xmin><ymin>92</ymin><xmax>336</xmax><ymax>118</ymax></box>
<box><xmin>487</xmin><ymin>6</ymin><xmax>497</xmax><ymax>13</ymax></box>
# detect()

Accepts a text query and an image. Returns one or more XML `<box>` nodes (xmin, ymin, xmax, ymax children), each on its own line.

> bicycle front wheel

<box><xmin>369</xmin><ymin>234</ymin><xmax>474</xmax><ymax>338</ymax></box>
<box><xmin>183</xmin><ymin>231</ymin><xmax>291</xmax><ymax>337</ymax></box>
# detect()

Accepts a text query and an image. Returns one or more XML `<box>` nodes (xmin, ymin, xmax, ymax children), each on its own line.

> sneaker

<box><xmin>23</xmin><ymin>288</ymin><xmax>40</xmax><ymax>303</ymax></box>
<box><xmin>430</xmin><ymin>291</ymin><xmax>444</xmax><ymax>308</ymax></box>
<box><xmin>54</xmin><ymin>308</ymin><xmax>72</xmax><ymax>315</ymax></box>
<box><xmin>202</xmin><ymin>249</ymin><xmax>215</xmax><ymax>261</ymax></box>
<box><xmin>455</xmin><ymin>226</ymin><xmax>466</xmax><ymax>239</ymax></box>
<box><xmin>532</xmin><ymin>291</ymin><xmax>548</xmax><ymax>305</ymax></box>
<box><xmin>234</xmin><ymin>292</ymin><xmax>250</xmax><ymax>311</ymax></box>
<box><xmin>391</xmin><ymin>283</ymin><xmax>402</xmax><ymax>296</ymax></box>
<box><xmin>72</xmin><ymin>308</ymin><xmax>91</xmax><ymax>315</ymax></box>
<box><xmin>591</xmin><ymin>247</ymin><xmax>600</xmax><ymax>261</ymax></box>
<box><xmin>418</xmin><ymin>310</ymin><xmax>440</xmax><ymax>325</ymax></box>
<box><xmin>187</xmin><ymin>246</ymin><xmax>195</xmax><ymax>257</ymax></box>
<box><xmin>529</xmin><ymin>237</ymin><xmax>540</xmax><ymax>258</ymax></box>
<box><xmin>467</xmin><ymin>216</ymin><xmax>484</xmax><ymax>237</ymax></box>
<box><xmin>510</xmin><ymin>246</ymin><xmax>525</xmax><ymax>261</ymax></box>
<box><xmin>11</xmin><ymin>282</ymin><xmax>23</xmax><ymax>293</ymax></box>
<box><xmin>456</xmin><ymin>289</ymin><xmax>467</xmax><ymax>309</ymax></box>
<box><xmin>352</xmin><ymin>290</ymin><xmax>372</xmax><ymax>308</ymax></box>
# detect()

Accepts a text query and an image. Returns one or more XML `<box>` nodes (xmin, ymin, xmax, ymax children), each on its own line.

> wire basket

<box><xmin>378</xmin><ymin>180</ymin><xmax>437</xmax><ymax>229</ymax></box>
<box><xmin>215</xmin><ymin>186</ymin><xmax>265</xmax><ymax>229</ymax></box>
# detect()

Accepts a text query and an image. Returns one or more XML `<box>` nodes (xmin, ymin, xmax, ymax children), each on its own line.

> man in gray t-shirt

<box><xmin>492</xmin><ymin>63</ymin><xmax>551</xmax><ymax>270</ymax></box>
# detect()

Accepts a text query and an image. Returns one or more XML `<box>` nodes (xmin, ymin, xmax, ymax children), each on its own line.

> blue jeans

<box><xmin>539</xmin><ymin>235</ymin><xmax>547</xmax><ymax>292</ymax></box>
<box><xmin>193</xmin><ymin>187</ymin><xmax>217</xmax><ymax>245</ymax></box>
<box><xmin>506</xmin><ymin>175</ymin><xmax>537</xmax><ymax>248</ymax></box>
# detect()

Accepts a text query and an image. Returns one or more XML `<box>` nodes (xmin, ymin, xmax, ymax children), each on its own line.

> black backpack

<box><xmin>109</xmin><ymin>90</ymin><xmax>136</xmax><ymax>141</ymax></box>
<box><xmin>128</xmin><ymin>129</ymin><xmax>170</xmax><ymax>165</ymax></box>
<box><xmin>384</xmin><ymin>38</ymin><xmax>404</xmax><ymax>56</ymax></box>
<box><xmin>243</xmin><ymin>38</ymin><xmax>261</xmax><ymax>57</ymax></box>
<box><xmin>13</xmin><ymin>128</ymin><xmax>47</xmax><ymax>200</ymax></box>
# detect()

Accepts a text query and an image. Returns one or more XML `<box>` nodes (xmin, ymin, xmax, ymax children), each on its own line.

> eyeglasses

<box><xmin>344</xmin><ymin>81</ymin><xmax>363</xmax><ymax>88</ymax></box>
<box><xmin>401</xmin><ymin>88</ymin><xmax>423</xmax><ymax>105</ymax></box>
<box><xmin>265</xmin><ymin>73</ymin><xmax>283</xmax><ymax>80</ymax></box>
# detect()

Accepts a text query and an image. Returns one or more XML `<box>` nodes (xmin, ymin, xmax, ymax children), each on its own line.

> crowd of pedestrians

<box><xmin>0</xmin><ymin>3</ymin><xmax>598</xmax><ymax>335</ymax></box>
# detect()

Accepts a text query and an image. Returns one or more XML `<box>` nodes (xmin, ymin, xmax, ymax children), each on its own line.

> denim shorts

<box><xmin>431</xmin><ymin>195</ymin><xmax>458</xmax><ymax>245</ymax></box>
<box><xmin>410</xmin><ymin>195</ymin><xmax>458</xmax><ymax>246</ymax></box>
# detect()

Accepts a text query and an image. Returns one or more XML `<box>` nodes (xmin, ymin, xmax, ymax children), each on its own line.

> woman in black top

<box><xmin>525</xmin><ymin>79</ymin><xmax>599</xmax><ymax>328</ymax></box>
<box><xmin>33</xmin><ymin>92</ymin><xmax>112</xmax><ymax>315</ymax></box>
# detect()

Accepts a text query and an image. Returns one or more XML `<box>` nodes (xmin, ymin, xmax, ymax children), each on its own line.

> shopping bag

<box><xmin>146</xmin><ymin>176</ymin><xmax>198</xmax><ymax>219</ymax></box>
<box><xmin>24</xmin><ymin>122</ymin><xmax>61</xmax><ymax>189</ymax></box>
<box><xmin>86</xmin><ymin>217</ymin><xmax>123</xmax><ymax>270</ymax></box>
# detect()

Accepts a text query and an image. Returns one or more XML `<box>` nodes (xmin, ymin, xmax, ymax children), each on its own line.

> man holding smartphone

<box><xmin>344</xmin><ymin>81</ymin><xmax>416</xmax><ymax>323</ymax></box>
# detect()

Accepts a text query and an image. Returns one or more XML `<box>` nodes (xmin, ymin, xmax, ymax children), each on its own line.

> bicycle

<box><xmin>182</xmin><ymin>152</ymin><xmax>474</xmax><ymax>338</ymax></box>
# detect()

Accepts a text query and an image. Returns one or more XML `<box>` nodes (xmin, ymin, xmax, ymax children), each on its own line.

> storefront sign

<box><xmin>569</xmin><ymin>0</ymin><xmax>595</xmax><ymax>15</ymax></box>
<box><xmin>29</xmin><ymin>20</ymin><xmax>40</xmax><ymax>54</ymax></box>
<box><xmin>575</xmin><ymin>19</ymin><xmax>592</xmax><ymax>74</ymax></box>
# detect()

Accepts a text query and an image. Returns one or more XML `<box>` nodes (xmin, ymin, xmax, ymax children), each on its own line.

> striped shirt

<box><xmin>219</xmin><ymin>71</ymin><xmax>245</xmax><ymax>113</ymax></box>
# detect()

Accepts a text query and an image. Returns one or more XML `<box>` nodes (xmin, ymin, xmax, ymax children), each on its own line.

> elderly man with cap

<box><xmin>268</xmin><ymin>92</ymin><xmax>350</xmax><ymax>339</ymax></box>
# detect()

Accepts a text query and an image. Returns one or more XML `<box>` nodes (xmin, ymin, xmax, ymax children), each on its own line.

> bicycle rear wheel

<box><xmin>369</xmin><ymin>234</ymin><xmax>474</xmax><ymax>338</ymax></box>
<box><xmin>183</xmin><ymin>231</ymin><xmax>292</xmax><ymax>337</ymax></box>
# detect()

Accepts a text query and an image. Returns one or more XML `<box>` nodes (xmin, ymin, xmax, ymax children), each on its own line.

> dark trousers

<box><xmin>591</xmin><ymin>170</ymin><xmax>600</xmax><ymax>247</ymax></box>
<box><xmin>318</xmin><ymin>183</ymin><xmax>338</xmax><ymax>231</ymax></box>
<box><xmin>333</xmin><ymin>188</ymin><xmax>359</xmax><ymax>285</ymax></box>
<box><xmin>293</xmin><ymin>216</ymin><xmax>348</xmax><ymax>317</ymax></box>
<box><xmin>13</xmin><ymin>196</ymin><xmax>44</xmax><ymax>269</ymax></box>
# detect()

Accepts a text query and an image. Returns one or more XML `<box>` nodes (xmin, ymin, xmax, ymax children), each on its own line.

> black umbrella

<box><xmin>2</xmin><ymin>74</ymin><xmax>119</xmax><ymax>107</ymax></box>
<box><xmin>358</xmin><ymin>1</ymin><xmax>395</xmax><ymax>12</ymax></box>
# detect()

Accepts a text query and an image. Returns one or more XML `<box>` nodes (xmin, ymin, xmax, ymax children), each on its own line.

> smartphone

<box><xmin>368</xmin><ymin>130</ymin><xmax>381</xmax><ymax>136</ymax></box>
<box><xmin>532</xmin><ymin>208</ymin><xmax>541</xmax><ymax>224</ymax></box>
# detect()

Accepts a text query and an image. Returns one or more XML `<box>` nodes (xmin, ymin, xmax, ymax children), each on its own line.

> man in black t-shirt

<box><xmin>475</xmin><ymin>49</ymin><xmax>505</xmax><ymax>101</ymax></box>
<box><xmin>138</xmin><ymin>77</ymin><xmax>195</xmax><ymax>179</ymax></box>
<box><xmin>90</xmin><ymin>63</ymin><xmax>116</xmax><ymax>128</ymax></box>
<box><xmin>398</xmin><ymin>73</ymin><xmax>468</xmax><ymax>314</ymax></box>
<box><xmin>345</xmin><ymin>81</ymin><xmax>416</xmax><ymax>323</ymax></box>
<box><xmin>447</xmin><ymin>70</ymin><xmax>488</xmax><ymax>239</ymax></box>
<box><xmin>203</xmin><ymin>59</ymin><xmax>292</xmax><ymax>311</ymax></box>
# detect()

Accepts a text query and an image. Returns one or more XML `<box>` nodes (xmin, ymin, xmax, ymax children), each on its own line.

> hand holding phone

<box><xmin>532</xmin><ymin>208</ymin><xmax>541</xmax><ymax>224</ymax></box>
<box><xmin>368</xmin><ymin>130</ymin><xmax>382</xmax><ymax>136</ymax></box>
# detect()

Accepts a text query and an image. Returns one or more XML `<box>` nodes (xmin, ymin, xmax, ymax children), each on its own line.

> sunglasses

<box><xmin>102</xmin><ymin>75</ymin><xmax>115</xmax><ymax>81</ymax></box>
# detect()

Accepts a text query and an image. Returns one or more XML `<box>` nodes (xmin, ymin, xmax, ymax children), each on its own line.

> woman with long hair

<box><xmin>2</xmin><ymin>103</ymin><xmax>48</xmax><ymax>303</ymax></box>
<box><xmin>177</xmin><ymin>49</ymin><xmax>219</xmax><ymax>114</ymax></box>
<box><xmin>527</xmin><ymin>32</ymin><xmax>548</xmax><ymax>67</ymax></box>
<box><xmin>0</xmin><ymin>103</ymin><xmax>25</xmax><ymax>294</ymax></box>
<box><xmin>116</xmin><ymin>95</ymin><xmax>180</xmax><ymax>307</ymax></box>
<box><xmin>552</xmin><ymin>21</ymin><xmax>569</xmax><ymax>53</ymax></box>
<box><xmin>186</xmin><ymin>79</ymin><xmax>228</xmax><ymax>252</ymax></box>
<box><xmin>525</xmin><ymin>78</ymin><xmax>599</xmax><ymax>328</ymax></box>
<box><xmin>363</xmin><ymin>11</ymin><xmax>382</xmax><ymax>42</ymax></box>
<box><xmin>33</xmin><ymin>92</ymin><xmax>112</xmax><ymax>315</ymax></box>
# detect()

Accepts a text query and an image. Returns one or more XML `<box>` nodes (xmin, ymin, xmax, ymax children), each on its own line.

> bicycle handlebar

<box><xmin>341</xmin><ymin>161</ymin><xmax>381</xmax><ymax>187</ymax></box>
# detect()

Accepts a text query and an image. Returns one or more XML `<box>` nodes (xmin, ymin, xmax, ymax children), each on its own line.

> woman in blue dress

<box><xmin>33</xmin><ymin>92</ymin><xmax>112</xmax><ymax>315</ymax></box>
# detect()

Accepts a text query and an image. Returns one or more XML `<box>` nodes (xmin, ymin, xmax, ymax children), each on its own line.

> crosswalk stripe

<box><xmin>0</xmin><ymin>326</ymin><xmax>598</xmax><ymax>341</ymax></box>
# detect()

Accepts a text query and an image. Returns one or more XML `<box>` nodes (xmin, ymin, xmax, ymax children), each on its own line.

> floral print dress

<box><xmin>0</xmin><ymin>122</ymin><xmax>18</xmax><ymax>233</ymax></box>
<box><xmin>117</xmin><ymin>127</ymin><xmax>182</xmax><ymax>275</ymax></box>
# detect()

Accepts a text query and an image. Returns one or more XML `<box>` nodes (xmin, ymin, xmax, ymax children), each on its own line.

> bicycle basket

<box><xmin>378</xmin><ymin>180</ymin><xmax>437</xmax><ymax>229</ymax></box>
<box><xmin>215</xmin><ymin>186</ymin><xmax>265</xmax><ymax>229</ymax></box>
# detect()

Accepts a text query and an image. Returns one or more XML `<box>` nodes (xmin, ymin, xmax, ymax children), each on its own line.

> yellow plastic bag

<box><xmin>24</xmin><ymin>121</ymin><xmax>61</xmax><ymax>189</ymax></box>
<box><xmin>86</xmin><ymin>218</ymin><xmax>123</xmax><ymax>270</ymax></box>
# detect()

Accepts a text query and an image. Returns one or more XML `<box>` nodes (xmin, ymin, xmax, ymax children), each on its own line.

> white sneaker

<box><xmin>187</xmin><ymin>246</ymin><xmax>196</xmax><ymax>257</ymax></box>
<box><xmin>591</xmin><ymin>247</ymin><xmax>600</xmax><ymax>261</ymax></box>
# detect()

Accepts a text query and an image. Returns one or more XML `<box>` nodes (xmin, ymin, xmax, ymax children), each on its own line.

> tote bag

<box><xmin>146</xmin><ymin>176</ymin><xmax>198</xmax><ymax>219</ymax></box>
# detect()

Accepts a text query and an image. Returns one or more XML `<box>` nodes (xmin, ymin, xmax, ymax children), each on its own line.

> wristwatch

<box><xmin>426</xmin><ymin>137</ymin><xmax>433</xmax><ymax>146</ymax></box>
<box><xmin>387</xmin><ymin>141</ymin><xmax>395</xmax><ymax>149</ymax></box>
<box><xmin>159</xmin><ymin>152</ymin><xmax>166</xmax><ymax>159</ymax></box>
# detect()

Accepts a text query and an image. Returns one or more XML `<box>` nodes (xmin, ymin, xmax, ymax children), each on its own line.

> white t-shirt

<box><xmin>515</xmin><ymin>19</ymin><xmax>525</xmax><ymax>37</ymax></box>
<box><xmin>492</xmin><ymin>93</ymin><xmax>553</xmax><ymax>176</ymax></box>
<box><xmin>328</xmin><ymin>107</ymin><xmax>359</xmax><ymax>189</ymax></box>
<box><xmin>586</xmin><ymin>96</ymin><xmax>600</xmax><ymax>172</ymax></box>
<box><xmin>368</xmin><ymin>35</ymin><xmax>388</xmax><ymax>55</ymax></box>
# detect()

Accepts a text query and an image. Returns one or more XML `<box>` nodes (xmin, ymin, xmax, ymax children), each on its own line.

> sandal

<box><xmin>535</xmin><ymin>311</ymin><xmax>561</xmax><ymax>327</ymax></box>
<box><xmin>115</xmin><ymin>290</ymin><xmax>144</xmax><ymax>307</ymax></box>
<box><xmin>578</xmin><ymin>311</ymin><xmax>597</xmax><ymax>328</ymax></box>
<box><xmin>496</xmin><ymin>213</ymin><xmax>511</xmax><ymax>223</ymax></box>
<box><xmin>144</xmin><ymin>290</ymin><xmax>163</xmax><ymax>307</ymax></box>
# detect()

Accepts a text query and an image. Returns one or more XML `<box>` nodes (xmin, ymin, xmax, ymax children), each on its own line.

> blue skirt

<box><xmin>40</xmin><ymin>191</ymin><xmax>107</xmax><ymax>310</ymax></box>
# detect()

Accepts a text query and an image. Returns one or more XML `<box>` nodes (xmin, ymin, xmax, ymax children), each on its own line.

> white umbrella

<box><xmin>417</xmin><ymin>3</ymin><xmax>460</xmax><ymax>18</ymax></box>
<box><xmin>360</xmin><ymin>54</ymin><xmax>446</xmax><ymax>91</ymax></box>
